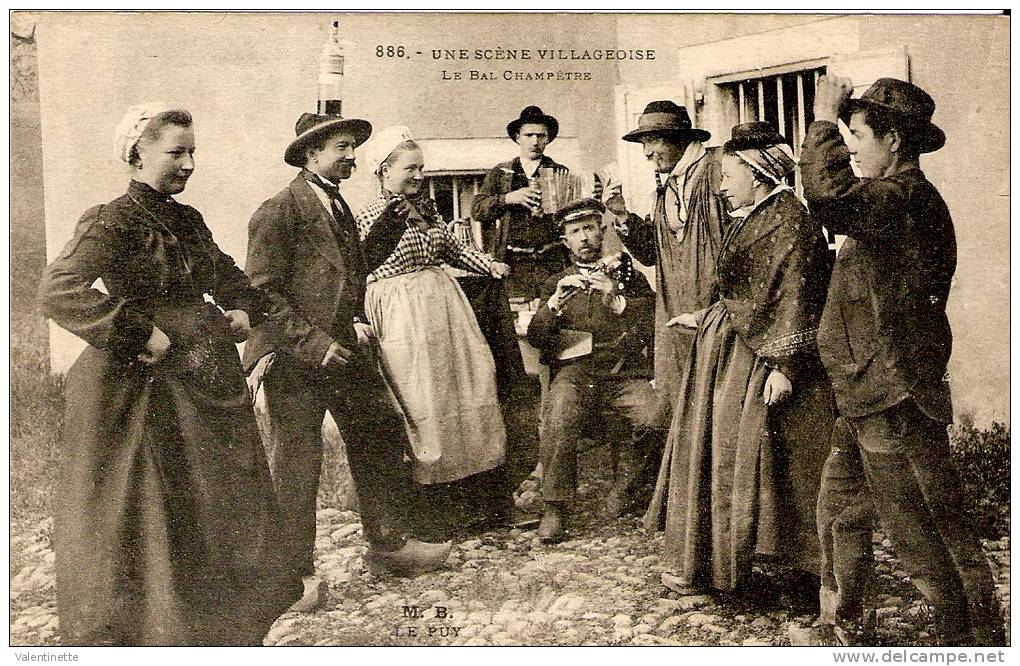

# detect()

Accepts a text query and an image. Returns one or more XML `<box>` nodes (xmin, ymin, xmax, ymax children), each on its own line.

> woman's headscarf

<box><xmin>113</xmin><ymin>102</ymin><xmax>173</xmax><ymax>163</ymax></box>
<box><xmin>722</xmin><ymin>121</ymin><xmax>797</xmax><ymax>186</ymax></box>
<box><xmin>733</xmin><ymin>142</ymin><xmax>797</xmax><ymax>186</ymax></box>
<box><xmin>723</xmin><ymin>122</ymin><xmax>802</xmax><ymax>218</ymax></box>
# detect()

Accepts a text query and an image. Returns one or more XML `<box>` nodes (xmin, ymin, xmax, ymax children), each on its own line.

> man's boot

<box><xmin>605</xmin><ymin>438</ymin><xmax>646</xmax><ymax>518</ymax></box>
<box><xmin>365</xmin><ymin>539</ymin><xmax>453</xmax><ymax>577</ymax></box>
<box><xmin>288</xmin><ymin>575</ymin><xmax>329</xmax><ymax>613</ymax></box>
<box><xmin>537</xmin><ymin>503</ymin><xmax>565</xmax><ymax>543</ymax></box>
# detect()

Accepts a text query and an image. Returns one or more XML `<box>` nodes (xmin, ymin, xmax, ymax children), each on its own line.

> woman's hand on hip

<box><xmin>763</xmin><ymin>368</ymin><xmax>793</xmax><ymax>406</ymax></box>
<box><xmin>138</xmin><ymin>326</ymin><xmax>171</xmax><ymax>365</ymax></box>
<box><xmin>321</xmin><ymin>341</ymin><xmax>353</xmax><ymax>369</ymax></box>
<box><xmin>223</xmin><ymin>309</ymin><xmax>252</xmax><ymax>342</ymax></box>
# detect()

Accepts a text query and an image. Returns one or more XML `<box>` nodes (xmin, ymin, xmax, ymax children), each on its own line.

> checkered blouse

<box><xmin>355</xmin><ymin>195</ymin><xmax>494</xmax><ymax>283</ymax></box>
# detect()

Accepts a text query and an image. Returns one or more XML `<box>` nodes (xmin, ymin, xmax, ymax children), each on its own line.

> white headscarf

<box><xmin>733</xmin><ymin>142</ymin><xmax>797</xmax><ymax>186</ymax></box>
<box><xmin>727</xmin><ymin>144</ymin><xmax>802</xmax><ymax>219</ymax></box>
<box><xmin>361</xmin><ymin>125</ymin><xmax>417</xmax><ymax>178</ymax></box>
<box><xmin>113</xmin><ymin>102</ymin><xmax>173</xmax><ymax>163</ymax></box>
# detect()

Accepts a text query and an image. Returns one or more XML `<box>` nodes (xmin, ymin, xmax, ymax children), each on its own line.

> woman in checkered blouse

<box><xmin>355</xmin><ymin>126</ymin><xmax>512</xmax><ymax>540</ymax></box>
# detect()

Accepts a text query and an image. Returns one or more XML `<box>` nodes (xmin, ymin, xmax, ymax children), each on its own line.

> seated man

<box><xmin>527</xmin><ymin>198</ymin><xmax>660</xmax><ymax>542</ymax></box>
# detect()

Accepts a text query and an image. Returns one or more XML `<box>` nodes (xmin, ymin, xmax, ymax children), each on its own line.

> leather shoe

<box><xmin>660</xmin><ymin>572</ymin><xmax>706</xmax><ymax>596</ymax></box>
<box><xmin>365</xmin><ymin>539</ymin><xmax>452</xmax><ymax>577</ymax></box>
<box><xmin>537</xmin><ymin>504</ymin><xmax>565</xmax><ymax>542</ymax></box>
<box><xmin>288</xmin><ymin>575</ymin><xmax>328</xmax><ymax>613</ymax></box>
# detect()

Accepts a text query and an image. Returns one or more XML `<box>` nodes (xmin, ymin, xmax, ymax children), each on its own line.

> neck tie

<box><xmin>305</xmin><ymin>174</ymin><xmax>349</xmax><ymax>242</ymax></box>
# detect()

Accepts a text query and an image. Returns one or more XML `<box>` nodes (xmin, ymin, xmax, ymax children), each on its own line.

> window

<box><xmin>425</xmin><ymin>172</ymin><xmax>487</xmax><ymax>250</ymax></box>
<box><xmin>424</xmin><ymin>173</ymin><xmax>486</xmax><ymax>222</ymax></box>
<box><xmin>715</xmin><ymin>65</ymin><xmax>838</xmax><ymax>247</ymax></box>
<box><xmin>717</xmin><ymin>65</ymin><xmax>825</xmax><ymax>166</ymax></box>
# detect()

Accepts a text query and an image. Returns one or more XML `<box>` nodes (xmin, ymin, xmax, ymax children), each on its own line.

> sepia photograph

<box><xmin>8</xmin><ymin>8</ymin><xmax>1011</xmax><ymax>653</ymax></box>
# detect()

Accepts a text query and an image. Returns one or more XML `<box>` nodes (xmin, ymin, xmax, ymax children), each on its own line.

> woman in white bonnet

<box><xmin>38</xmin><ymin>104</ymin><xmax>299</xmax><ymax>645</ymax></box>
<box><xmin>354</xmin><ymin>126</ymin><xmax>512</xmax><ymax>541</ymax></box>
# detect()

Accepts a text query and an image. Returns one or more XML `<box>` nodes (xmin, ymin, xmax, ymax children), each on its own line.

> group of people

<box><xmin>558</xmin><ymin>78</ymin><xmax>998</xmax><ymax>647</ymax></box>
<box><xmin>38</xmin><ymin>75</ymin><xmax>1002</xmax><ymax>648</ymax></box>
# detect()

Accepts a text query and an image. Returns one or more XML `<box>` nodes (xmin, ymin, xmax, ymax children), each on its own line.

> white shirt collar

<box><xmin>520</xmin><ymin>157</ymin><xmax>542</xmax><ymax>178</ymax></box>
<box><xmin>313</xmin><ymin>174</ymin><xmax>340</xmax><ymax>189</ymax></box>
<box><xmin>664</xmin><ymin>141</ymin><xmax>707</xmax><ymax>223</ymax></box>
<box><xmin>306</xmin><ymin>174</ymin><xmax>341</xmax><ymax>219</ymax></box>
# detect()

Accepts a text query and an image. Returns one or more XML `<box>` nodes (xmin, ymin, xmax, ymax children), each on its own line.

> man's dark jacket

<box><xmin>527</xmin><ymin>258</ymin><xmax>655</xmax><ymax>381</ymax></box>
<box><xmin>242</xmin><ymin>173</ymin><xmax>404</xmax><ymax>372</ymax></box>
<box><xmin>471</xmin><ymin>155</ymin><xmax>569</xmax><ymax>259</ymax></box>
<box><xmin>800</xmin><ymin>121</ymin><xmax>956</xmax><ymax>423</ymax></box>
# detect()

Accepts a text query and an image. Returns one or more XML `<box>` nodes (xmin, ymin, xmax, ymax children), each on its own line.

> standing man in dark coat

<box><xmin>471</xmin><ymin>105</ymin><xmax>571</xmax><ymax>300</ymax></box>
<box><xmin>797</xmin><ymin>77</ymin><xmax>1004</xmax><ymax>646</ymax></box>
<box><xmin>526</xmin><ymin>199</ymin><xmax>661</xmax><ymax>542</ymax></box>
<box><xmin>604</xmin><ymin>101</ymin><xmax>728</xmax><ymax>427</ymax></box>
<box><xmin>244</xmin><ymin>113</ymin><xmax>451</xmax><ymax>611</ymax></box>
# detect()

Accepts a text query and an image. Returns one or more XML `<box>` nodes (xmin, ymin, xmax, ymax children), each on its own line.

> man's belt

<box><xmin>506</xmin><ymin>241</ymin><xmax>561</xmax><ymax>257</ymax></box>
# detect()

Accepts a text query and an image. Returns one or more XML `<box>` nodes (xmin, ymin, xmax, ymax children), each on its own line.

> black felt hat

<box><xmin>284</xmin><ymin>112</ymin><xmax>373</xmax><ymax>167</ymax></box>
<box><xmin>507</xmin><ymin>106</ymin><xmax>560</xmax><ymax>143</ymax></box>
<box><xmin>622</xmin><ymin>100</ymin><xmax>710</xmax><ymax>144</ymax></box>
<box><xmin>722</xmin><ymin>121</ymin><xmax>787</xmax><ymax>152</ymax></box>
<box><xmin>840</xmin><ymin>78</ymin><xmax>945</xmax><ymax>154</ymax></box>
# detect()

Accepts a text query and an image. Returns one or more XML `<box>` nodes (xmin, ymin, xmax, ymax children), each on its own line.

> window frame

<box><xmin>710</xmin><ymin>62</ymin><xmax>840</xmax><ymax>250</ymax></box>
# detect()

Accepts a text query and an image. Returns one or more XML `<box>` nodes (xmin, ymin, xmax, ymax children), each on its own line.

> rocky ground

<box><xmin>10</xmin><ymin>460</ymin><xmax>1011</xmax><ymax>647</ymax></box>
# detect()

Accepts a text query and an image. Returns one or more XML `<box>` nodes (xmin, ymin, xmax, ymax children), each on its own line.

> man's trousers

<box><xmin>262</xmin><ymin>353</ymin><xmax>412</xmax><ymax>579</ymax></box>
<box><xmin>817</xmin><ymin>400</ymin><xmax>1003</xmax><ymax>645</ymax></box>
<box><xmin>541</xmin><ymin>363</ymin><xmax>658</xmax><ymax>504</ymax></box>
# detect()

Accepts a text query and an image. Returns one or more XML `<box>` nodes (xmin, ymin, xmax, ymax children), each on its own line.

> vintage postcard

<box><xmin>9</xmin><ymin>9</ymin><xmax>1010</xmax><ymax>656</ymax></box>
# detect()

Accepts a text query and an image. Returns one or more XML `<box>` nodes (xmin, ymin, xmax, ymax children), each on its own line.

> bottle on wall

<box><xmin>317</xmin><ymin>19</ymin><xmax>345</xmax><ymax>116</ymax></box>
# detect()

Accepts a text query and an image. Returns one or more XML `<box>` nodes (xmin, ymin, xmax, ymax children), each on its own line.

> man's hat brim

<box><xmin>622</xmin><ymin>125</ymin><xmax>711</xmax><ymax>144</ymax></box>
<box><xmin>840</xmin><ymin>98</ymin><xmax>946</xmax><ymax>153</ymax></box>
<box><xmin>507</xmin><ymin>115</ymin><xmax>559</xmax><ymax>143</ymax></box>
<box><xmin>284</xmin><ymin>117</ymin><xmax>373</xmax><ymax>167</ymax></box>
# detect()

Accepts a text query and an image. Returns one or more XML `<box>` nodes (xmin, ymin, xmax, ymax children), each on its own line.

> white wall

<box><xmin>37</xmin><ymin>12</ymin><xmax>620</xmax><ymax>372</ymax></box>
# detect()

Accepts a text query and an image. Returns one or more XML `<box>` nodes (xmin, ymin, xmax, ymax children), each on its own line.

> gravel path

<box><xmin>10</xmin><ymin>471</ymin><xmax>1011</xmax><ymax>647</ymax></box>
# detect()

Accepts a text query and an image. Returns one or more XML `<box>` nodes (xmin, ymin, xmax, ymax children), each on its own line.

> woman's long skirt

<box><xmin>55</xmin><ymin>302</ymin><xmax>300</xmax><ymax>646</ymax></box>
<box><xmin>644</xmin><ymin>301</ymin><xmax>835</xmax><ymax>590</ymax></box>
<box><xmin>365</xmin><ymin>267</ymin><xmax>506</xmax><ymax>485</ymax></box>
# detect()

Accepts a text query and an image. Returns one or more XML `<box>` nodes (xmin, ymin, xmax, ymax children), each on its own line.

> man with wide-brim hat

<box><xmin>471</xmin><ymin>105</ymin><xmax>571</xmax><ymax>301</ymax></box>
<box><xmin>837</xmin><ymin>77</ymin><xmax>946</xmax><ymax>153</ymax></box>
<box><xmin>526</xmin><ymin>197</ymin><xmax>659</xmax><ymax>541</ymax></box>
<box><xmin>604</xmin><ymin>100</ymin><xmax>727</xmax><ymax>432</ymax></box>
<box><xmin>794</xmin><ymin>76</ymin><xmax>1004</xmax><ymax>647</ymax></box>
<box><xmin>620</xmin><ymin>100</ymin><xmax>711</xmax><ymax>145</ymax></box>
<box><xmin>283</xmin><ymin>112</ymin><xmax>372</xmax><ymax>168</ymax></box>
<box><xmin>245</xmin><ymin>112</ymin><xmax>452</xmax><ymax>611</ymax></box>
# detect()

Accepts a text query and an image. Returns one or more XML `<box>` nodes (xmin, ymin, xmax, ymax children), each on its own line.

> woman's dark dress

<box><xmin>39</xmin><ymin>181</ymin><xmax>300</xmax><ymax>645</ymax></box>
<box><xmin>645</xmin><ymin>189</ymin><xmax>836</xmax><ymax>590</ymax></box>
